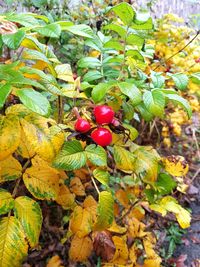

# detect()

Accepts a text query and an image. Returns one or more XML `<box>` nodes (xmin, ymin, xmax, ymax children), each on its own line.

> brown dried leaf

<box><xmin>93</xmin><ymin>231</ymin><xmax>115</xmax><ymax>261</ymax></box>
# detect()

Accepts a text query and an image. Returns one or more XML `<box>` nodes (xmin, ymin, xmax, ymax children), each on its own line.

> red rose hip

<box><xmin>94</xmin><ymin>105</ymin><xmax>114</xmax><ymax>125</ymax></box>
<box><xmin>91</xmin><ymin>127</ymin><xmax>112</xmax><ymax>147</ymax></box>
<box><xmin>75</xmin><ymin>118</ymin><xmax>91</xmax><ymax>133</ymax></box>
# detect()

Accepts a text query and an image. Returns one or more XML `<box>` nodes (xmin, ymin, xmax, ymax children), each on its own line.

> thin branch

<box><xmin>86</xmin><ymin>164</ymin><xmax>100</xmax><ymax>194</ymax></box>
<box><xmin>153</xmin><ymin>30</ymin><xmax>200</xmax><ymax>71</ymax></box>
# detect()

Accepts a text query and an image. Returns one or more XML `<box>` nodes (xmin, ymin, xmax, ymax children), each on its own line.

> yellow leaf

<box><xmin>143</xmin><ymin>257</ymin><xmax>162</xmax><ymax>267</ymax></box>
<box><xmin>0</xmin><ymin>115</ymin><xmax>20</xmax><ymax>160</ymax></box>
<box><xmin>69</xmin><ymin>206</ymin><xmax>92</xmax><ymax>238</ymax></box>
<box><xmin>14</xmin><ymin>196</ymin><xmax>42</xmax><ymax>248</ymax></box>
<box><xmin>23</xmin><ymin>163</ymin><xmax>60</xmax><ymax>200</ymax></box>
<box><xmin>70</xmin><ymin>177</ymin><xmax>86</xmax><ymax>196</ymax></box>
<box><xmin>69</xmin><ymin>235</ymin><xmax>93</xmax><ymax>262</ymax></box>
<box><xmin>21</xmin><ymin>118</ymin><xmax>64</xmax><ymax>162</ymax></box>
<box><xmin>143</xmin><ymin>236</ymin><xmax>157</xmax><ymax>259</ymax></box>
<box><xmin>150</xmin><ymin>196</ymin><xmax>191</xmax><ymax>229</ymax></box>
<box><xmin>0</xmin><ymin>216</ymin><xmax>28</xmax><ymax>267</ymax></box>
<box><xmin>56</xmin><ymin>184</ymin><xmax>75</xmax><ymax>209</ymax></box>
<box><xmin>162</xmin><ymin>155</ymin><xmax>189</xmax><ymax>176</ymax></box>
<box><xmin>129</xmin><ymin>244</ymin><xmax>137</xmax><ymax>265</ymax></box>
<box><xmin>0</xmin><ymin>156</ymin><xmax>22</xmax><ymax>183</ymax></box>
<box><xmin>55</xmin><ymin>64</ymin><xmax>74</xmax><ymax>82</ymax></box>
<box><xmin>17</xmin><ymin>127</ymin><xmax>35</xmax><ymax>158</ymax></box>
<box><xmin>108</xmin><ymin>220</ymin><xmax>127</xmax><ymax>234</ymax></box>
<box><xmin>128</xmin><ymin>218</ymin><xmax>146</xmax><ymax>238</ymax></box>
<box><xmin>111</xmin><ymin>236</ymin><xmax>129</xmax><ymax>265</ymax></box>
<box><xmin>46</xmin><ymin>255</ymin><xmax>64</xmax><ymax>267</ymax></box>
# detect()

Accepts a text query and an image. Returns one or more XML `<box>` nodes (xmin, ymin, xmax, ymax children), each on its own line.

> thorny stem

<box><xmin>86</xmin><ymin>164</ymin><xmax>100</xmax><ymax>194</ymax></box>
<box><xmin>153</xmin><ymin>30</ymin><xmax>200</xmax><ymax>71</ymax></box>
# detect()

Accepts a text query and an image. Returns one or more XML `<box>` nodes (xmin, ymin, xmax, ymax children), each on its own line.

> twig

<box><xmin>86</xmin><ymin>164</ymin><xmax>100</xmax><ymax>194</ymax></box>
<box><xmin>116</xmin><ymin>199</ymin><xmax>140</xmax><ymax>223</ymax></box>
<box><xmin>153</xmin><ymin>30</ymin><xmax>200</xmax><ymax>71</ymax></box>
<box><xmin>191</xmin><ymin>167</ymin><xmax>200</xmax><ymax>183</ymax></box>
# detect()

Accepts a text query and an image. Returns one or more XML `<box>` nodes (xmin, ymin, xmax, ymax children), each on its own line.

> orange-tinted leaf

<box><xmin>56</xmin><ymin>184</ymin><xmax>75</xmax><ymax>210</ymax></box>
<box><xmin>46</xmin><ymin>255</ymin><xmax>64</xmax><ymax>267</ymax></box>
<box><xmin>70</xmin><ymin>177</ymin><xmax>85</xmax><ymax>196</ymax></box>
<box><xmin>69</xmin><ymin>235</ymin><xmax>93</xmax><ymax>262</ymax></box>
<box><xmin>115</xmin><ymin>189</ymin><xmax>129</xmax><ymax>207</ymax></box>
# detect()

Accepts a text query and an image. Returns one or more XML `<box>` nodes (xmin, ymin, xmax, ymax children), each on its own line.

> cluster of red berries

<box><xmin>75</xmin><ymin>105</ymin><xmax>115</xmax><ymax>147</ymax></box>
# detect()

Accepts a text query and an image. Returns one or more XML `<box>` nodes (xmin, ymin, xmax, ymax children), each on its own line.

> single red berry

<box><xmin>195</xmin><ymin>58</ymin><xmax>200</xmax><ymax>63</ymax></box>
<box><xmin>91</xmin><ymin>127</ymin><xmax>112</xmax><ymax>146</ymax></box>
<box><xmin>94</xmin><ymin>105</ymin><xmax>114</xmax><ymax>124</ymax></box>
<box><xmin>75</xmin><ymin>118</ymin><xmax>91</xmax><ymax>133</ymax></box>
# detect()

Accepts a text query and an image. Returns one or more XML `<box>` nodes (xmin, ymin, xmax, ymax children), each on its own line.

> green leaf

<box><xmin>78</xmin><ymin>57</ymin><xmax>101</xmax><ymax>68</ymax></box>
<box><xmin>126</xmin><ymin>50</ymin><xmax>144</xmax><ymax>61</ymax></box>
<box><xmin>104</xmin><ymin>40</ymin><xmax>124</xmax><ymax>51</ymax></box>
<box><xmin>122</xmin><ymin>123</ymin><xmax>138</xmax><ymax>141</ymax></box>
<box><xmin>135</xmin><ymin>11</ymin><xmax>151</xmax><ymax>23</ymax></box>
<box><xmin>126</xmin><ymin>34</ymin><xmax>144</xmax><ymax>48</ymax></box>
<box><xmin>83</xmin><ymin>70</ymin><xmax>103</xmax><ymax>82</ymax></box>
<box><xmin>131</xmin><ymin>18</ymin><xmax>153</xmax><ymax>30</ymax></box>
<box><xmin>34</xmin><ymin>23</ymin><xmax>61</xmax><ymax>38</ymax></box>
<box><xmin>118</xmin><ymin>82</ymin><xmax>142</xmax><ymax>106</ymax></box>
<box><xmin>92</xmin><ymin>82</ymin><xmax>114</xmax><ymax>103</ymax></box>
<box><xmin>164</xmin><ymin>91</ymin><xmax>192</xmax><ymax>118</ymax></box>
<box><xmin>190</xmin><ymin>72</ymin><xmax>200</xmax><ymax>84</ymax></box>
<box><xmin>171</xmin><ymin>73</ymin><xmax>189</xmax><ymax>90</ymax></box>
<box><xmin>53</xmin><ymin>140</ymin><xmax>86</xmax><ymax>171</ymax></box>
<box><xmin>113</xmin><ymin>145</ymin><xmax>136</xmax><ymax>172</ymax></box>
<box><xmin>103</xmin><ymin>24</ymin><xmax>126</xmax><ymax>38</ymax></box>
<box><xmin>137</xmin><ymin>103</ymin><xmax>154</xmax><ymax>121</ymax></box>
<box><xmin>143</xmin><ymin>90</ymin><xmax>165</xmax><ymax>117</ymax></box>
<box><xmin>93</xmin><ymin>168</ymin><xmax>110</xmax><ymax>186</ymax></box>
<box><xmin>0</xmin><ymin>216</ymin><xmax>28</xmax><ymax>267</ymax></box>
<box><xmin>85</xmin><ymin>145</ymin><xmax>107</xmax><ymax>166</ymax></box>
<box><xmin>0</xmin><ymin>84</ymin><xmax>11</xmax><ymax>109</ymax></box>
<box><xmin>2</xmin><ymin>30</ymin><xmax>25</xmax><ymax>49</ymax></box>
<box><xmin>94</xmin><ymin>191</ymin><xmax>114</xmax><ymax>230</ymax></box>
<box><xmin>6</xmin><ymin>13</ymin><xmax>39</xmax><ymax>27</ymax></box>
<box><xmin>16</xmin><ymin>88</ymin><xmax>51</xmax><ymax>117</ymax></box>
<box><xmin>14</xmin><ymin>196</ymin><xmax>42</xmax><ymax>248</ymax></box>
<box><xmin>151</xmin><ymin>71</ymin><xmax>165</xmax><ymax>88</ymax></box>
<box><xmin>0</xmin><ymin>189</ymin><xmax>14</xmax><ymax>215</ymax></box>
<box><xmin>111</xmin><ymin>2</ymin><xmax>135</xmax><ymax>25</ymax></box>
<box><xmin>156</xmin><ymin>173</ymin><xmax>177</xmax><ymax>195</ymax></box>
<box><xmin>64</xmin><ymin>24</ymin><xmax>94</xmax><ymax>38</ymax></box>
<box><xmin>22</xmin><ymin>49</ymin><xmax>50</xmax><ymax>64</ymax></box>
